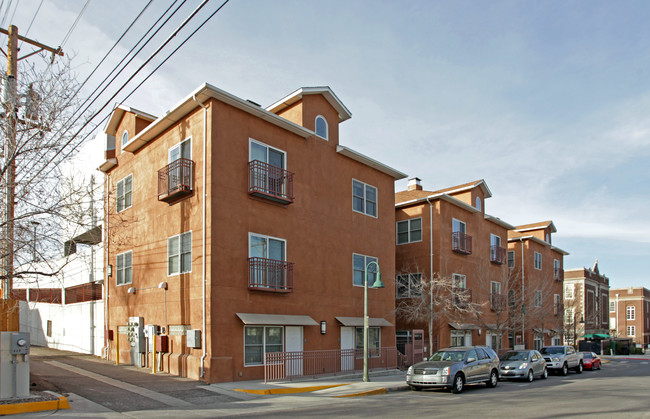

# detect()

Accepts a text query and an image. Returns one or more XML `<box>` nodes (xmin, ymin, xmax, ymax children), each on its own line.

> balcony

<box><xmin>249</xmin><ymin>160</ymin><xmax>294</xmax><ymax>204</ymax></box>
<box><xmin>452</xmin><ymin>232</ymin><xmax>472</xmax><ymax>255</ymax></box>
<box><xmin>554</xmin><ymin>268</ymin><xmax>564</xmax><ymax>282</ymax></box>
<box><xmin>158</xmin><ymin>158</ymin><xmax>194</xmax><ymax>202</ymax></box>
<box><xmin>248</xmin><ymin>257</ymin><xmax>294</xmax><ymax>293</ymax></box>
<box><xmin>490</xmin><ymin>293</ymin><xmax>506</xmax><ymax>311</ymax></box>
<box><xmin>490</xmin><ymin>245</ymin><xmax>506</xmax><ymax>264</ymax></box>
<box><xmin>452</xmin><ymin>289</ymin><xmax>472</xmax><ymax>308</ymax></box>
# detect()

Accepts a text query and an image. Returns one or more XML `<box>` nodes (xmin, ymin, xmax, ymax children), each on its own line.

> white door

<box><xmin>285</xmin><ymin>326</ymin><xmax>303</xmax><ymax>376</ymax></box>
<box><xmin>341</xmin><ymin>326</ymin><xmax>355</xmax><ymax>371</ymax></box>
<box><xmin>465</xmin><ymin>331</ymin><xmax>472</xmax><ymax>346</ymax></box>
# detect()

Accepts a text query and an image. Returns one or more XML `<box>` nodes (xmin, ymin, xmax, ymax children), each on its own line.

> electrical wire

<box><xmin>21</xmin><ymin>0</ymin><xmax>44</xmax><ymax>41</ymax></box>
<box><xmin>0</xmin><ymin>0</ymin><xmax>12</xmax><ymax>28</ymax></box>
<box><xmin>7</xmin><ymin>0</ymin><xmax>18</xmax><ymax>27</ymax></box>
<box><xmin>60</xmin><ymin>0</ymin><xmax>92</xmax><ymax>48</ymax></box>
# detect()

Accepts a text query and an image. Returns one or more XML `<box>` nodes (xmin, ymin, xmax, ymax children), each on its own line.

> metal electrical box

<box><xmin>186</xmin><ymin>329</ymin><xmax>201</xmax><ymax>349</ymax></box>
<box><xmin>127</xmin><ymin>317</ymin><xmax>145</xmax><ymax>352</ymax></box>
<box><xmin>0</xmin><ymin>332</ymin><xmax>30</xmax><ymax>399</ymax></box>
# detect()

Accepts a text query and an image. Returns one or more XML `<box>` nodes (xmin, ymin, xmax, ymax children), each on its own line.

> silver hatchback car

<box><xmin>499</xmin><ymin>349</ymin><xmax>548</xmax><ymax>381</ymax></box>
<box><xmin>406</xmin><ymin>346</ymin><xmax>500</xmax><ymax>393</ymax></box>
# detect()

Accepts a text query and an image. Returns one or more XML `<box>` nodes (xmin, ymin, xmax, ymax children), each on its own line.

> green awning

<box><xmin>582</xmin><ymin>333</ymin><xmax>611</xmax><ymax>339</ymax></box>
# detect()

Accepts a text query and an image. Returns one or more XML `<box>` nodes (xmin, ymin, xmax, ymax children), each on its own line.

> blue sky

<box><xmin>10</xmin><ymin>0</ymin><xmax>650</xmax><ymax>288</ymax></box>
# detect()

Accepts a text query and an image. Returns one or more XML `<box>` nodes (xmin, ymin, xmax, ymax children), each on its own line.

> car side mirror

<box><xmin>467</xmin><ymin>357</ymin><xmax>476</xmax><ymax>363</ymax></box>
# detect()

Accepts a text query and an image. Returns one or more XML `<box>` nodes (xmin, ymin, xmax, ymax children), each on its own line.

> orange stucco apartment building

<box><xmin>395</xmin><ymin>178</ymin><xmax>514</xmax><ymax>355</ymax></box>
<box><xmin>508</xmin><ymin>221</ymin><xmax>568</xmax><ymax>350</ymax></box>
<box><xmin>98</xmin><ymin>84</ymin><xmax>406</xmax><ymax>383</ymax></box>
<box><xmin>395</xmin><ymin>179</ymin><xmax>568</xmax><ymax>356</ymax></box>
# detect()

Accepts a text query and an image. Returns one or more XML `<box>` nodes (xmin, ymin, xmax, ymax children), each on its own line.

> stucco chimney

<box><xmin>407</xmin><ymin>177</ymin><xmax>422</xmax><ymax>191</ymax></box>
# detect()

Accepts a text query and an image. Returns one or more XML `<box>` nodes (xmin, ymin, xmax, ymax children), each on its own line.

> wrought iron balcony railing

<box><xmin>554</xmin><ymin>268</ymin><xmax>564</xmax><ymax>282</ymax></box>
<box><xmin>248</xmin><ymin>160</ymin><xmax>294</xmax><ymax>204</ymax></box>
<box><xmin>158</xmin><ymin>158</ymin><xmax>194</xmax><ymax>202</ymax></box>
<box><xmin>248</xmin><ymin>257</ymin><xmax>294</xmax><ymax>293</ymax></box>
<box><xmin>490</xmin><ymin>245</ymin><xmax>506</xmax><ymax>264</ymax></box>
<box><xmin>452</xmin><ymin>232</ymin><xmax>472</xmax><ymax>255</ymax></box>
<box><xmin>490</xmin><ymin>293</ymin><xmax>506</xmax><ymax>311</ymax></box>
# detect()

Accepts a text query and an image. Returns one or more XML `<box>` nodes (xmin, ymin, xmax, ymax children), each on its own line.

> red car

<box><xmin>581</xmin><ymin>352</ymin><xmax>601</xmax><ymax>370</ymax></box>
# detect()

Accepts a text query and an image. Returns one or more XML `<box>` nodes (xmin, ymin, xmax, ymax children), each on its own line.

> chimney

<box><xmin>407</xmin><ymin>177</ymin><xmax>422</xmax><ymax>191</ymax></box>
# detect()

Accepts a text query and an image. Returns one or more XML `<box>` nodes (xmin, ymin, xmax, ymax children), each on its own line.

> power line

<box><xmin>60</xmin><ymin>0</ymin><xmax>92</xmax><ymax>48</ymax></box>
<box><xmin>21</xmin><ymin>0</ymin><xmax>43</xmax><ymax>40</ymax></box>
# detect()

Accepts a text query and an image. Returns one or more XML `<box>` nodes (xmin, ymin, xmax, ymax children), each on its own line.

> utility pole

<box><xmin>1</xmin><ymin>25</ymin><xmax>63</xmax><ymax>299</ymax></box>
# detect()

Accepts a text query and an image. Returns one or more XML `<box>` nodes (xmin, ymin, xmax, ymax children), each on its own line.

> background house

<box><xmin>609</xmin><ymin>286</ymin><xmax>650</xmax><ymax>348</ymax></box>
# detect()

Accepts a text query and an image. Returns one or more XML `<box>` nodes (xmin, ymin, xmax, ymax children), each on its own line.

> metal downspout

<box><xmin>426</xmin><ymin>197</ymin><xmax>434</xmax><ymax>355</ymax></box>
<box><xmin>104</xmin><ymin>173</ymin><xmax>110</xmax><ymax>360</ymax></box>
<box><xmin>193</xmin><ymin>95</ymin><xmax>208</xmax><ymax>378</ymax></box>
<box><xmin>521</xmin><ymin>239</ymin><xmax>525</xmax><ymax>345</ymax></box>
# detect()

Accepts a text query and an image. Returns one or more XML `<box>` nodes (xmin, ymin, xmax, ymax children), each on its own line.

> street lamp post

<box><xmin>363</xmin><ymin>260</ymin><xmax>384</xmax><ymax>383</ymax></box>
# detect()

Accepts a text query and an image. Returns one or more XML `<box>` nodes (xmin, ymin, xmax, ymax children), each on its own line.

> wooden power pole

<box><xmin>0</xmin><ymin>25</ymin><xmax>63</xmax><ymax>299</ymax></box>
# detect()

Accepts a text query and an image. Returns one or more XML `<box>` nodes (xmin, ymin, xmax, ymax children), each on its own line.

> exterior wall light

<box><xmin>320</xmin><ymin>321</ymin><xmax>326</xmax><ymax>334</ymax></box>
<box><xmin>127</xmin><ymin>287</ymin><xmax>136</xmax><ymax>294</ymax></box>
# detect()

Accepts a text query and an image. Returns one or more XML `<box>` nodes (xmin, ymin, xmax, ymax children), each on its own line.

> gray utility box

<box><xmin>186</xmin><ymin>329</ymin><xmax>201</xmax><ymax>349</ymax></box>
<box><xmin>0</xmin><ymin>331</ymin><xmax>30</xmax><ymax>399</ymax></box>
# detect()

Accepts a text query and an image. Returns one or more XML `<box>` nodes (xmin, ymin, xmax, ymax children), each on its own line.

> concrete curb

<box><xmin>0</xmin><ymin>392</ymin><xmax>70</xmax><ymax>416</ymax></box>
<box><xmin>333</xmin><ymin>384</ymin><xmax>410</xmax><ymax>398</ymax></box>
<box><xmin>234</xmin><ymin>383</ymin><xmax>349</xmax><ymax>395</ymax></box>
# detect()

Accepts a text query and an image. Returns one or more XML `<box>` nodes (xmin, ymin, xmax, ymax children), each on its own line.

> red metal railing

<box><xmin>248</xmin><ymin>160</ymin><xmax>294</xmax><ymax>204</ymax></box>
<box><xmin>158</xmin><ymin>158</ymin><xmax>194</xmax><ymax>202</ymax></box>
<box><xmin>452</xmin><ymin>232</ymin><xmax>472</xmax><ymax>254</ymax></box>
<box><xmin>554</xmin><ymin>268</ymin><xmax>564</xmax><ymax>281</ymax></box>
<box><xmin>248</xmin><ymin>257</ymin><xmax>294</xmax><ymax>293</ymax></box>
<box><xmin>490</xmin><ymin>293</ymin><xmax>506</xmax><ymax>311</ymax></box>
<box><xmin>264</xmin><ymin>347</ymin><xmax>398</xmax><ymax>382</ymax></box>
<box><xmin>490</xmin><ymin>245</ymin><xmax>506</xmax><ymax>264</ymax></box>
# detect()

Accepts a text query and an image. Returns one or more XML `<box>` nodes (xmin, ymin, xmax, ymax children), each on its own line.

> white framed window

<box><xmin>397</xmin><ymin>273</ymin><xmax>422</xmax><ymax>298</ymax></box>
<box><xmin>397</xmin><ymin>218</ymin><xmax>422</xmax><ymax>245</ymax></box>
<box><xmin>507</xmin><ymin>251</ymin><xmax>515</xmax><ymax>268</ymax></box>
<box><xmin>565</xmin><ymin>307</ymin><xmax>575</xmax><ymax>325</ymax></box>
<box><xmin>535</xmin><ymin>290</ymin><xmax>543</xmax><ymax>308</ymax></box>
<box><xmin>491</xmin><ymin>281</ymin><xmax>501</xmax><ymax>295</ymax></box>
<box><xmin>627</xmin><ymin>325</ymin><xmax>635</xmax><ymax>337</ymax></box>
<box><xmin>250</xmin><ymin>139</ymin><xmax>285</xmax><ymax>168</ymax></box>
<box><xmin>490</xmin><ymin>234</ymin><xmax>501</xmax><ymax>247</ymax></box>
<box><xmin>352</xmin><ymin>179</ymin><xmax>377</xmax><ymax>217</ymax></box>
<box><xmin>450</xmin><ymin>330</ymin><xmax>465</xmax><ymax>347</ymax></box>
<box><xmin>554</xmin><ymin>259</ymin><xmax>561</xmax><ymax>278</ymax></box>
<box><xmin>249</xmin><ymin>233</ymin><xmax>286</xmax><ymax>261</ymax></box>
<box><xmin>168</xmin><ymin>231</ymin><xmax>192</xmax><ymax>275</ymax></box>
<box><xmin>116</xmin><ymin>174</ymin><xmax>133</xmax><ymax>213</ymax></box>
<box><xmin>244</xmin><ymin>326</ymin><xmax>283</xmax><ymax>366</ymax></box>
<box><xmin>315</xmin><ymin>115</ymin><xmax>328</xmax><ymax>140</ymax></box>
<box><xmin>452</xmin><ymin>218</ymin><xmax>466</xmax><ymax>234</ymax></box>
<box><xmin>169</xmin><ymin>137</ymin><xmax>191</xmax><ymax>162</ymax></box>
<box><xmin>564</xmin><ymin>283</ymin><xmax>574</xmax><ymax>300</ymax></box>
<box><xmin>490</xmin><ymin>281</ymin><xmax>501</xmax><ymax>310</ymax></box>
<box><xmin>121</xmin><ymin>130</ymin><xmax>129</xmax><ymax>148</ymax></box>
<box><xmin>545</xmin><ymin>233</ymin><xmax>551</xmax><ymax>243</ymax></box>
<box><xmin>609</xmin><ymin>317</ymin><xmax>616</xmax><ymax>330</ymax></box>
<box><xmin>116</xmin><ymin>250</ymin><xmax>132</xmax><ymax>286</ymax></box>
<box><xmin>353</xmin><ymin>254</ymin><xmax>378</xmax><ymax>287</ymax></box>
<box><xmin>355</xmin><ymin>326</ymin><xmax>380</xmax><ymax>355</ymax></box>
<box><xmin>452</xmin><ymin>273</ymin><xmax>466</xmax><ymax>289</ymax></box>
<box><xmin>627</xmin><ymin>305</ymin><xmax>635</xmax><ymax>321</ymax></box>
<box><xmin>554</xmin><ymin>294</ymin><xmax>561</xmax><ymax>315</ymax></box>
<box><xmin>534</xmin><ymin>335</ymin><xmax>543</xmax><ymax>351</ymax></box>
<box><xmin>534</xmin><ymin>251</ymin><xmax>542</xmax><ymax>270</ymax></box>
<box><xmin>475</xmin><ymin>197</ymin><xmax>481</xmax><ymax>211</ymax></box>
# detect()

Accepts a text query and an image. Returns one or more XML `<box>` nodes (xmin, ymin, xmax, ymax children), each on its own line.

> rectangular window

<box><xmin>116</xmin><ymin>174</ymin><xmax>132</xmax><ymax>213</ymax></box>
<box><xmin>396</xmin><ymin>218</ymin><xmax>422</xmax><ymax>244</ymax></box>
<box><xmin>450</xmin><ymin>330</ymin><xmax>465</xmax><ymax>347</ymax></box>
<box><xmin>490</xmin><ymin>281</ymin><xmax>502</xmax><ymax>310</ymax></box>
<box><xmin>355</xmin><ymin>326</ymin><xmax>380</xmax><ymax>356</ymax></box>
<box><xmin>490</xmin><ymin>234</ymin><xmax>501</xmax><ymax>247</ymax></box>
<box><xmin>397</xmin><ymin>273</ymin><xmax>422</xmax><ymax>298</ymax></box>
<box><xmin>352</xmin><ymin>179</ymin><xmax>377</xmax><ymax>217</ymax></box>
<box><xmin>116</xmin><ymin>251</ymin><xmax>132</xmax><ymax>285</ymax></box>
<box><xmin>554</xmin><ymin>294</ymin><xmax>561</xmax><ymax>315</ymax></box>
<box><xmin>534</xmin><ymin>251</ymin><xmax>542</xmax><ymax>270</ymax></box>
<box><xmin>169</xmin><ymin>137</ymin><xmax>192</xmax><ymax>162</ymax></box>
<box><xmin>534</xmin><ymin>290</ymin><xmax>543</xmax><ymax>308</ymax></box>
<box><xmin>507</xmin><ymin>251</ymin><xmax>515</xmax><ymax>268</ymax></box>
<box><xmin>353</xmin><ymin>254</ymin><xmax>378</xmax><ymax>287</ymax></box>
<box><xmin>168</xmin><ymin>232</ymin><xmax>192</xmax><ymax>275</ymax></box>
<box><xmin>627</xmin><ymin>305</ymin><xmax>635</xmax><ymax>321</ymax></box>
<box><xmin>244</xmin><ymin>326</ymin><xmax>283</xmax><ymax>366</ymax></box>
<box><xmin>491</xmin><ymin>281</ymin><xmax>501</xmax><ymax>295</ymax></box>
<box><xmin>565</xmin><ymin>307</ymin><xmax>575</xmax><ymax>325</ymax></box>
<box><xmin>564</xmin><ymin>284</ymin><xmax>574</xmax><ymax>300</ymax></box>
<box><xmin>627</xmin><ymin>325</ymin><xmax>635</xmax><ymax>337</ymax></box>
<box><xmin>452</xmin><ymin>274</ymin><xmax>466</xmax><ymax>289</ymax></box>
<box><xmin>554</xmin><ymin>259</ymin><xmax>561</xmax><ymax>278</ymax></box>
<box><xmin>452</xmin><ymin>218</ymin><xmax>466</xmax><ymax>234</ymax></box>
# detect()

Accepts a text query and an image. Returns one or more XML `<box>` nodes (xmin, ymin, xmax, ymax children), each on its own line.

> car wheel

<box><xmin>541</xmin><ymin>367</ymin><xmax>548</xmax><ymax>379</ymax></box>
<box><xmin>561</xmin><ymin>363</ymin><xmax>568</xmax><ymax>376</ymax></box>
<box><xmin>575</xmin><ymin>362</ymin><xmax>583</xmax><ymax>374</ymax></box>
<box><xmin>597</xmin><ymin>363</ymin><xmax>601</xmax><ymax>370</ymax></box>
<box><xmin>410</xmin><ymin>385</ymin><xmax>422</xmax><ymax>391</ymax></box>
<box><xmin>451</xmin><ymin>374</ymin><xmax>464</xmax><ymax>394</ymax></box>
<box><xmin>486</xmin><ymin>369</ymin><xmax>498</xmax><ymax>388</ymax></box>
<box><xmin>526</xmin><ymin>369</ymin><xmax>534</xmax><ymax>382</ymax></box>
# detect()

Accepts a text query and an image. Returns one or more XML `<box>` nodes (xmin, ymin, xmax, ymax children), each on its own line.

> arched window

<box><xmin>475</xmin><ymin>197</ymin><xmax>481</xmax><ymax>211</ymax></box>
<box><xmin>315</xmin><ymin>115</ymin><xmax>328</xmax><ymax>140</ymax></box>
<box><xmin>121</xmin><ymin>130</ymin><xmax>129</xmax><ymax>148</ymax></box>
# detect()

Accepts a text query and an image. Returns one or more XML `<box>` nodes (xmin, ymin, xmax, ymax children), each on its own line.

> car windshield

<box><xmin>540</xmin><ymin>347</ymin><xmax>563</xmax><ymax>355</ymax></box>
<box><xmin>429</xmin><ymin>350</ymin><xmax>466</xmax><ymax>362</ymax></box>
<box><xmin>582</xmin><ymin>353</ymin><xmax>593</xmax><ymax>358</ymax></box>
<box><xmin>501</xmin><ymin>351</ymin><xmax>529</xmax><ymax>361</ymax></box>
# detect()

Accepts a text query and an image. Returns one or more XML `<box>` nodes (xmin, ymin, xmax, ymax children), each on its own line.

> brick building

<box><xmin>609</xmin><ymin>287</ymin><xmax>650</xmax><ymax>347</ymax></box>
<box><xmin>98</xmin><ymin>84</ymin><xmax>406</xmax><ymax>383</ymax></box>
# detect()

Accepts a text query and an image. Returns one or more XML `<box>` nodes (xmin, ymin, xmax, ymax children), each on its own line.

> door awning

<box><xmin>582</xmin><ymin>333</ymin><xmax>611</xmax><ymax>339</ymax></box>
<box><xmin>335</xmin><ymin>317</ymin><xmax>393</xmax><ymax>327</ymax></box>
<box><xmin>449</xmin><ymin>323</ymin><xmax>480</xmax><ymax>330</ymax></box>
<box><xmin>236</xmin><ymin>313</ymin><xmax>318</xmax><ymax>326</ymax></box>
